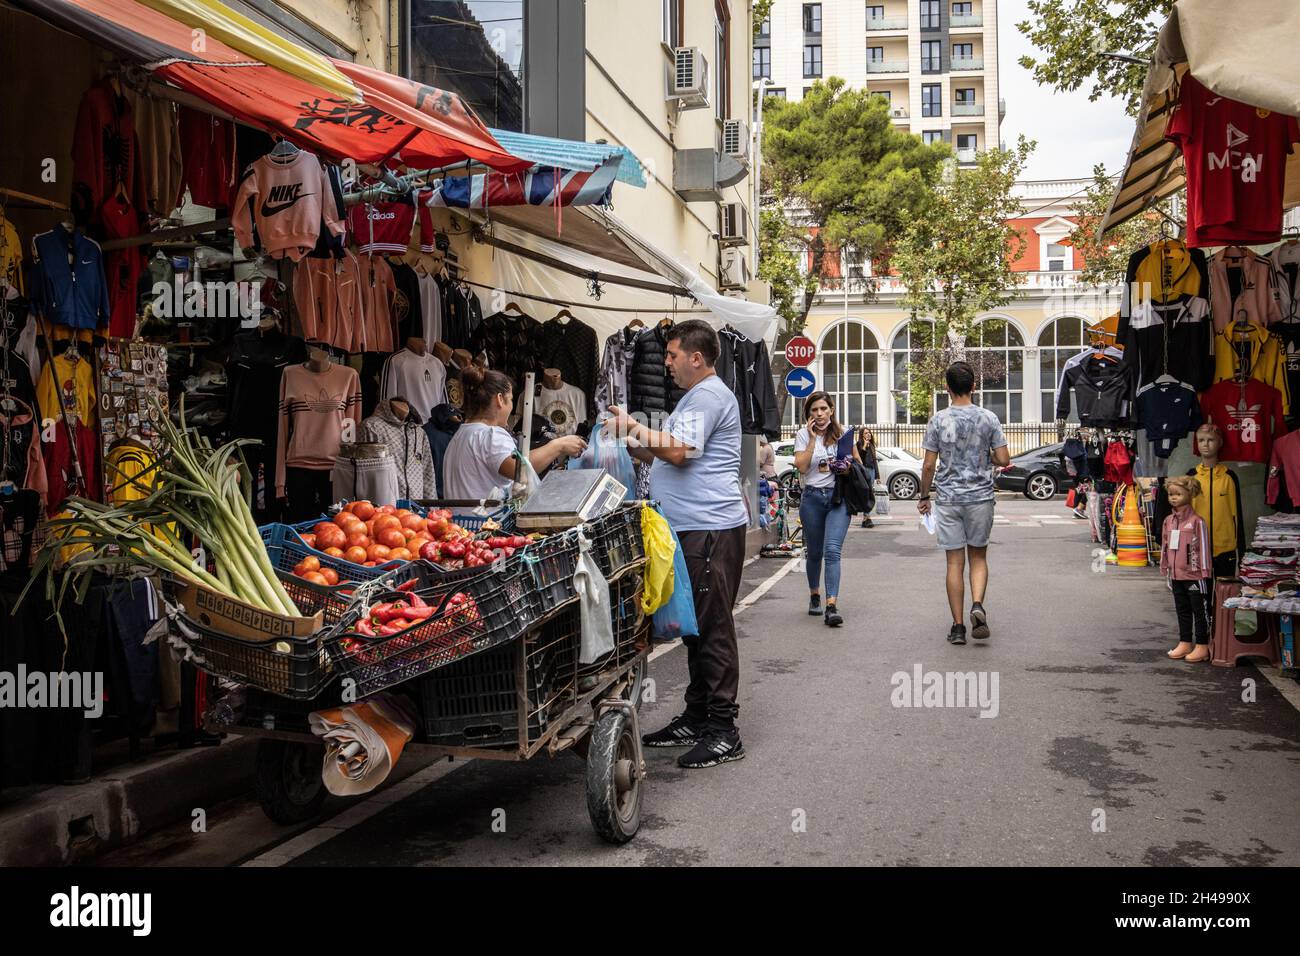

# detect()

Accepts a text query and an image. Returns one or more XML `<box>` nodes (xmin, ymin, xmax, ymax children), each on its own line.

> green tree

<box><xmin>892</xmin><ymin>137</ymin><xmax>1035</xmax><ymax>420</ymax></box>
<box><xmin>1068</xmin><ymin>163</ymin><xmax>1171</xmax><ymax>289</ymax></box>
<box><xmin>761</xmin><ymin>78</ymin><xmax>948</xmax><ymax>331</ymax></box>
<box><xmin>756</xmin><ymin>208</ymin><xmax>816</xmax><ymax>332</ymax></box>
<box><xmin>1016</xmin><ymin>0</ymin><xmax>1175</xmax><ymax>114</ymax></box>
<box><xmin>753</xmin><ymin>0</ymin><xmax>774</xmax><ymax>37</ymax></box>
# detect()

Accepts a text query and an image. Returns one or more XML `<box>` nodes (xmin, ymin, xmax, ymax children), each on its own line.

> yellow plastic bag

<box><xmin>640</xmin><ymin>506</ymin><xmax>676</xmax><ymax>615</ymax></box>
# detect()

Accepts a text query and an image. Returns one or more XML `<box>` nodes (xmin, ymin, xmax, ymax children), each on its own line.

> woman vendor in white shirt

<box><xmin>442</xmin><ymin>367</ymin><xmax>587</xmax><ymax>500</ymax></box>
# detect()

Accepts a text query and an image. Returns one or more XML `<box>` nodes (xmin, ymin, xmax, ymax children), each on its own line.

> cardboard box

<box><xmin>175</xmin><ymin>581</ymin><xmax>323</xmax><ymax>642</ymax></box>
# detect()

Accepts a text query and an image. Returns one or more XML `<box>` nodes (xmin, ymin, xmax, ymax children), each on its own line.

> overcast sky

<box><xmin>997</xmin><ymin>0</ymin><xmax>1134</xmax><ymax>181</ymax></box>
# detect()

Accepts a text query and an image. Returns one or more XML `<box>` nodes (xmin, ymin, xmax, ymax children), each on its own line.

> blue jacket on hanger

<box><xmin>31</xmin><ymin>224</ymin><xmax>110</xmax><ymax>330</ymax></box>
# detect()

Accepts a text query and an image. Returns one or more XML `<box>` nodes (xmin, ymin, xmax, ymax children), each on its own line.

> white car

<box><xmin>770</xmin><ymin>440</ymin><xmax>923</xmax><ymax>499</ymax></box>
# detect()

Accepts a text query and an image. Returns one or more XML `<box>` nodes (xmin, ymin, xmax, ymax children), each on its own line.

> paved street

<box><xmin>98</xmin><ymin>498</ymin><xmax>1300</xmax><ymax>867</ymax></box>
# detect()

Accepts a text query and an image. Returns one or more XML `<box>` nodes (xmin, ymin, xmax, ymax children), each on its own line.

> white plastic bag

<box><xmin>511</xmin><ymin>452</ymin><xmax>542</xmax><ymax>506</ymax></box>
<box><xmin>574</xmin><ymin>532</ymin><xmax>615</xmax><ymax>664</ymax></box>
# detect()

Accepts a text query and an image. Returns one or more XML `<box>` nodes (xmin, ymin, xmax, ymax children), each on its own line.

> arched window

<box><xmin>1037</xmin><ymin>316</ymin><xmax>1089</xmax><ymax>422</ymax></box>
<box><xmin>891</xmin><ymin>320</ymin><xmax>943</xmax><ymax>424</ymax></box>
<box><xmin>969</xmin><ymin>319</ymin><xmax>1026</xmax><ymax>423</ymax></box>
<box><xmin>821</xmin><ymin>320</ymin><xmax>879</xmax><ymax>426</ymax></box>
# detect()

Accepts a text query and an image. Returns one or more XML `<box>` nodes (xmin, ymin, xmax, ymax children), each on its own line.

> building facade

<box><xmin>788</xmin><ymin>178</ymin><xmax>1124</xmax><ymax>432</ymax></box>
<box><xmin>182</xmin><ymin>0</ymin><xmax>766</xmax><ymax>300</ymax></box>
<box><xmin>755</xmin><ymin>0</ymin><xmax>1002</xmax><ymax>163</ymax></box>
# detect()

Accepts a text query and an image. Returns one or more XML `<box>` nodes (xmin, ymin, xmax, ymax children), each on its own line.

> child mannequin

<box><xmin>1160</xmin><ymin>475</ymin><xmax>1213</xmax><ymax>662</ymax></box>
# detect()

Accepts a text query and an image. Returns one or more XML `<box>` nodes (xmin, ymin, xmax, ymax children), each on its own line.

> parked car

<box><xmin>995</xmin><ymin>442</ymin><xmax>1076</xmax><ymax>500</ymax></box>
<box><xmin>772</xmin><ymin>439</ymin><xmax>922</xmax><ymax>499</ymax></box>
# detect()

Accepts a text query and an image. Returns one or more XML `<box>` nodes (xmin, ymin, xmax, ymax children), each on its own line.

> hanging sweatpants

<box><xmin>331</xmin><ymin>456</ymin><xmax>399</xmax><ymax>507</ymax></box>
<box><xmin>285</xmin><ymin>466</ymin><xmax>333</xmax><ymax>522</ymax></box>
<box><xmin>678</xmin><ymin>524</ymin><xmax>748</xmax><ymax>731</ymax></box>
<box><xmin>1171</xmin><ymin>578</ymin><xmax>1211</xmax><ymax>644</ymax></box>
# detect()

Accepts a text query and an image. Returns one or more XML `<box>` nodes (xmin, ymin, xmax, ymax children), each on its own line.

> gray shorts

<box><xmin>935</xmin><ymin>499</ymin><xmax>995</xmax><ymax>550</ymax></box>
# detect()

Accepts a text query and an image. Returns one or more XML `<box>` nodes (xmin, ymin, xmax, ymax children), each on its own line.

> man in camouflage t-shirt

<box><xmin>917</xmin><ymin>362</ymin><xmax>1011</xmax><ymax>646</ymax></box>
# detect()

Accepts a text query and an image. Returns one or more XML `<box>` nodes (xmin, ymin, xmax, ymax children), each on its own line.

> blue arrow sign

<box><xmin>784</xmin><ymin>368</ymin><xmax>816</xmax><ymax>398</ymax></box>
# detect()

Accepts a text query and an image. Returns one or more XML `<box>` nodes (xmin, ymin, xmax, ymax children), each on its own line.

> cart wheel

<box><xmin>255</xmin><ymin>738</ymin><xmax>327</xmax><ymax>825</ymax></box>
<box><xmin>586</xmin><ymin>708</ymin><xmax>643</xmax><ymax>844</ymax></box>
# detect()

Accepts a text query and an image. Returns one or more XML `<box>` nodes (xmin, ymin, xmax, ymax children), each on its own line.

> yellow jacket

<box><xmin>1212</xmin><ymin>324</ymin><xmax>1290</xmax><ymax>416</ymax></box>
<box><xmin>36</xmin><ymin>354</ymin><xmax>97</xmax><ymax>427</ymax></box>
<box><xmin>1188</xmin><ymin>462</ymin><xmax>1243</xmax><ymax>559</ymax></box>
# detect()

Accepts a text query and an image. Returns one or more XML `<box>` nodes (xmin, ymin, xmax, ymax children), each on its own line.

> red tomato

<box><xmin>399</xmin><ymin>513</ymin><xmax>425</xmax><ymax>532</ymax></box>
<box><xmin>313</xmin><ymin>521</ymin><xmax>335</xmax><ymax>539</ymax></box>
<box><xmin>302</xmin><ymin>571</ymin><xmax>328</xmax><ymax>586</ymax></box>
<box><xmin>344</xmin><ymin>546</ymin><xmax>369</xmax><ymax>564</ymax></box>
<box><xmin>388</xmin><ymin>548</ymin><xmax>412</xmax><ymax>562</ymax></box>
<box><xmin>350</xmin><ymin>501</ymin><xmax>376</xmax><ymax>521</ymax></box>
<box><xmin>323</xmin><ymin>547</ymin><xmax>346</xmax><ymax>558</ymax></box>
<box><xmin>367</xmin><ymin>543</ymin><xmax>392</xmax><ymax>562</ymax></box>
<box><xmin>320</xmin><ymin>568</ymin><xmax>340</xmax><ymax>586</ymax></box>
<box><xmin>378</xmin><ymin>528</ymin><xmax>406</xmax><ymax>549</ymax></box>
<box><xmin>373</xmin><ymin>514</ymin><xmax>402</xmax><ymax>535</ymax></box>
<box><xmin>300</xmin><ymin>533</ymin><xmax>317</xmax><ymax>549</ymax></box>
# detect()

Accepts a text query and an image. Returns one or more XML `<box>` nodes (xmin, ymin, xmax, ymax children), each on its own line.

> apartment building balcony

<box><xmin>952</xmin><ymin>103</ymin><xmax>984</xmax><ymax>117</ymax></box>
<box><xmin>951</xmin><ymin>55</ymin><xmax>984</xmax><ymax>71</ymax></box>
<box><xmin>866</xmin><ymin>59</ymin><xmax>909</xmax><ymax>74</ymax></box>
<box><xmin>889</xmin><ymin>108</ymin><xmax>910</xmax><ymax>122</ymax></box>
<box><xmin>950</xmin><ymin>14</ymin><xmax>983</xmax><ymax>27</ymax></box>
<box><xmin>866</xmin><ymin>15</ymin><xmax>908</xmax><ymax>31</ymax></box>
<box><xmin>811</xmin><ymin>271</ymin><xmax>1093</xmax><ymax>303</ymax></box>
<box><xmin>955</xmin><ymin>147</ymin><xmax>978</xmax><ymax>164</ymax></box>
<box><xmin>1020</xmin><ymin>270</ymin><xmax>1084</xmax><ymax>290</ymax></box>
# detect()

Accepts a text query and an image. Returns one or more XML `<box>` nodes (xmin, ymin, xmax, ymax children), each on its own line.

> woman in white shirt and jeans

<box><xmin>442</xmin><ymin>367</ymin><xmax>586</xmax><ymax>500</ymax></box>
<box><xmin>794</xmin><ymin>391</ymin><xmax>861</xmax><ymax>627</ymax></box>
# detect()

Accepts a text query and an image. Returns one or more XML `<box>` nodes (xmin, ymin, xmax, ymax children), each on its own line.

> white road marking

<box><xmin>247</xmin><ymin>553</ymin><xmax>804</xmax><ymax>866</ymax></box>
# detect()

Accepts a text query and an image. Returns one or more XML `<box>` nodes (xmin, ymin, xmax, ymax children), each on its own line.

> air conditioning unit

<box><xmin>670</xmin><ymin>47</ymin><xmax>710</xmax><ymax>109</ymax></box>
<box><xmin>722</xmin><ymin>118</ymin><xmax>750</xmax><ymax>162</ymax></box>
<box><xmin>891</xmin><ymin>107</ymin><xmax>907</xmax><ymax>118</ymax></box>
<box><xmin>720</xmin><ymin>202</ymin><xmax>748</xmax><ymax>246</ymax></box>
<box><xmin>719</xmin><ymin>248</ymin><xmax>751</xmax><ymax>291</ymax></box>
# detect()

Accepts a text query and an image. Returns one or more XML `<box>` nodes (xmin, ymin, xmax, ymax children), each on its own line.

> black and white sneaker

<box><xmin>824</xmin><ymin>604</ymin><xmax>843</xmax><ymax>627</ymax></box>
<box><xmin>970</xmin><ymin>603</ymin><xmax>990</xmax><ymax>641</ymax></box>
<box><xmin>642</xmin><ymin>714</ymin><xmax>704</xmax><ymax>748</ymax></box>
<box><xmin>677</xmin><ymin>729</ymin><xmax>746</xmax><ymax>769</ymax></box>
<box><xmin>808</xmin><ymin>594</ymin><xmax>822</xmax><ymax>616</ymax></box>
<box><xmin>947</xmin><ymin>623</ymin><xmax>967</xmax><ymax>646</ymax></box>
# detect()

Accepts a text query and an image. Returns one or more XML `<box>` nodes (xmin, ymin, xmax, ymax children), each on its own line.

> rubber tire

<box><xmin>1023</xmin><ymin>472</ymin><xmax>1058</xmax><ymax>501</ymax></box>
<box><xmin>889</xmin><ymin>472</ymin><xmax>919</xmax><ymax>500</ymax></box>
<box><xmin>255</xmin><ymin>738</ymin><xmax>328</xmax><ymax>825</ymax></box>
<box><xmin>586</xmin><ymin>708</ymin><xmax>643</xmax><ymax>844</ymax></box>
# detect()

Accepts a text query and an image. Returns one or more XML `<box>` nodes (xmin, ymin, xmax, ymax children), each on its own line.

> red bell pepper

<box><xmin>378</xmin><ymin>622</ymin><xmax>406</xmax><ymax>636</ymax></box>
<box><xmin>396</xmin><ymin>580</ymin><xmax>418</xmax><ymax>593</ymax></box>
<box><xmin>371</xmin><ymin>602</ymin><xmax>408</xmax><ymax>624</ymax></box>
<box><xmin>397</xmin><ymin>605</ymin><xmax>434</xmax><ymax>621</ymax></box>
<box><xmin>354</xmin><ymin>618</ymin><xmax>375</xmax><ymax>638</ymax></box>
<box><xmin>406</xmin><ymin>591</ymin><xmax>428</xmax><ymax>608</ymax></box>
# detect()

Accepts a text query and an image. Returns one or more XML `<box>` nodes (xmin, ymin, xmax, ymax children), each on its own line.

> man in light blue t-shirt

<box><xmin>607</xmin><ymin>320</ymin><xmax>748</xmax><ymax>770</ymax></box>
<box><xmin>917</xmin><ymin>361</ymin><xmax>1011</xmax><ymax>647</ymax></box>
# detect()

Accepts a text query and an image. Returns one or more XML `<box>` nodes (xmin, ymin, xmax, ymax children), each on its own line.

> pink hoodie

<box><xmin>232</xmin><ymin>150</ymin><xmax>345</xmax><ymax>262</ymax></box>
<box><xmin>1160</xmin><ymin>505</ymin><xmax>1212</xmax><ymax>581</ymax></box>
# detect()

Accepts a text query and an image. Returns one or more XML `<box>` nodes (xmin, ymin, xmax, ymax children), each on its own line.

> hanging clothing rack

<box><xmin>456</xmin><ymin>278</ymin><xmax>711</xmax><ymax>316</ymax></box>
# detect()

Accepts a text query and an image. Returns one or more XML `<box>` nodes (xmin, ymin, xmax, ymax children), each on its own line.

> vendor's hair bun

<box><xmin>462</xmin><ymin>365</ymin><xmax>486</xmax><ymax>390</ymax></box>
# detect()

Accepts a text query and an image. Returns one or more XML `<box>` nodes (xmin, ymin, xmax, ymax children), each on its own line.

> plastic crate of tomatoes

<box><xmin>324</xmin><ymin>556</ymin><xmax>542</xmax><ymax>699</ymax></box>
<box><xmin>395</xmin><ymin>499</ymin><xmax>517</xmax><ymax>534</ymax></box>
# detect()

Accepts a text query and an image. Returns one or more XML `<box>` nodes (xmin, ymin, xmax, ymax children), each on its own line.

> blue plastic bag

<box><xmin>652</xmin><ymin>512</ymin><xmax>699</xmax><ymax>641</ymax></box>
<box><xmin>567</xmin><ymin>420</ymin><xmax>636</xmax><ymax>499</ymax></box>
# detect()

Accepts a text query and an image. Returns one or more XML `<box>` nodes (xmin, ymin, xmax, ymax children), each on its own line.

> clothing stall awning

<box><xmin>13</xmin><ymin>0</ymin><xmax>532</xmax><ymax>172</ymax></box>
<box><xmin>1101</xmin><ymin>0</ymin><xmax>1300</xmax><ymax>235</ymax></box>
<box><xmin>487</xmin><ymin>129</ymin><xmax>648</xmax><ymax>189</ymax></box>
<box><xmin>423</xmin><ymin>162</ymin><xmax>622</xmax><ymax>210</ymax></box>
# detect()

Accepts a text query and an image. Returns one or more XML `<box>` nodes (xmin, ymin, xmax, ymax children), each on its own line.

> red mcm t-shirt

<box><xmin>1199</xmin><ymin>378</ymin><xmax>1288</xmax><ymax>464</ymax></box>
<box><xmin>1166</xmin><ymin>74</ymin><xmax>1300</xmax><ymax>248</ymax></box>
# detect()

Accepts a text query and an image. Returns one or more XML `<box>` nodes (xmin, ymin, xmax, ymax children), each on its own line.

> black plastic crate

<box><xmin>416</xmin><ymin>636</ymin><xmax>558</xmax><ymax>748</ymax></box>
<box><xmin>549</xmin><ymin>570</ymin><xmax>647</xmax><ymax>686</ymax></box>
<box><xmin>166</xmin><ymin>610</ymin><xmax>340</xmax><ymax>700</ymax></box>
<box><xmin>518</xmin><ymin>505</ymin><xmax>647</xmax><ymax>615</ymax></box>
<box><xmin>324</xmin><ymin>556</ymin><xmax>542</xmax><ymax>699</ymax></box>
<box><xmin>589</xmin><ymin>505</ymin><xmax>646</xmax><ymax>579</ymax></box>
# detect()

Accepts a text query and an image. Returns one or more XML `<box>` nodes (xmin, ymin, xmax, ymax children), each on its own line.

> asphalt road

<box><xmin>98</xmin><ymin>498</ymin><xmax>1300</xmax><ymax>867</ymax></box>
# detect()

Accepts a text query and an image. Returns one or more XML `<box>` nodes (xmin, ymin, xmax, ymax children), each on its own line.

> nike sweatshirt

<box><xmin>232</xmin><ymin>149</ymin><xmax>345</xmax><ymax>262</ymax></box>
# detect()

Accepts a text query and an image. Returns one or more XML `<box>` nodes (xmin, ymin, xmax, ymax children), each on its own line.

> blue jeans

<box><xmin>799</xmin><ymin>485</ymin><xmax>851</xmax><ymax>598</ymax></box>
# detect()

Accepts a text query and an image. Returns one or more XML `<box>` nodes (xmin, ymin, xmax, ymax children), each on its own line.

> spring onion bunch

<box><xmin>21</xmin><ymin>397</ymin><xmax>299</xmax><ymax>625</ymax></box>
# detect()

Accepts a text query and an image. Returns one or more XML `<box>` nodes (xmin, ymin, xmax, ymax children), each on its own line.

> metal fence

<box><xmin>777</xmin><ymin>423</ymin><xmax>1060</xmax><ymax>457</ymax></box>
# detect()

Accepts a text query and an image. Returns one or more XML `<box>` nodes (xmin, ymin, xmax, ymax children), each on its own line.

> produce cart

<box><xmin>179</xmin><ymin>503</ymin><xmax>655</xmax><ymax>844</ymax></box>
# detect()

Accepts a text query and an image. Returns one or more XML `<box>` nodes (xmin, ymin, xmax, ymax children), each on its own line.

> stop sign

<box><xmin>785</xmin><ymin>335</ymin><xmax>816</xmax><ymax>367</ymax></box>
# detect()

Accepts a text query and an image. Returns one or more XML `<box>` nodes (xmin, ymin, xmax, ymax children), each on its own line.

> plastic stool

<box><xmin>1210</xmin><ymin>580</ymin><xmax>1282</xmax><ymax>668</ymax></box>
